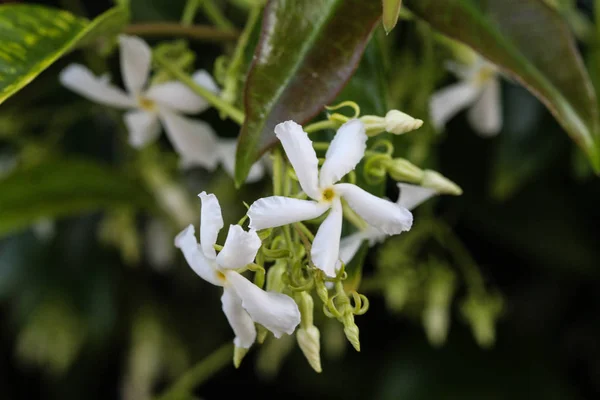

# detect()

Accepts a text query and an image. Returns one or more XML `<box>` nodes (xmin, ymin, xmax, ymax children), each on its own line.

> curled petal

<box><xmin>59</xmin><ymin>64</ymin><xmax>135</xmax><ymax>108</ymax></box>
<box><xmin>221</xmin><ymin>288</ymin><xmax>257</xmax><ymax>348</ymax></box>
<box><xmin>118</xmin><ymin>35</ymin><xmax>152</xmax><ymax>95</ymax></box>
<box><xmin>217</xmin><ymin>225</ymin><xmax>261</xmax><ymax>270</ymax></box>
<box><xmin>174</xmin><ymin>225</ymin><xmax>220</xmax><ymax>286</ymax></box>
<box><xmin>274</xmin><ymin>121</ymin><xmax>320</xmax><ymax>200</ymax></box>
<box><xmin>217</xmin><ymin>139</ymin><xmax>265</xmax><ymax>183</ymax></box>
<box><xmin>336</xmin><ymin>183</ymin><xmax>413</xmax><ymax>235</ymax></box>
<box><xmin>429</xmin><ymin>81</ymin><xmax>481</xmax><ymax>130</ymax></box>
<box><xmin>311</xmin><ymin>198</ymin><xmax>343</xmax><ymax>277</ymax></box>
<box><xmin>198</xmin><ymin>192</ymin><xmax>224</xmax><ymax>260</ymax></box>
<box><xmin>124</xmin><ymin>110</ymin><xmax>161</xmax><ymax>148</ymax></box>
<box><xmin>467</xmin><ymin>78</ymin><xmax>502</xmax><ymax>137</ymax></box>
<box><xmin>159</xmin><ymin>109</ymin><xmax>220</xmax><ymax>170</ymax></box>
<box><xmin>247</xmin><ymin>196</ymin><xmax>329</xmax><ymax>230</ymax></box>
<box><xmin>319</xmin><ymin>120</ymin><xmax>367</xmax><ymax>188</ymax></box>
<box><xmin>397</xmin><ymin>183</ymin><xmax>437</xmax><ymax>210</ymax></box>
<box><xmin>226</xmin><ymin>271</ymin><xmax>300</xmax><ymax>338</ymax></box>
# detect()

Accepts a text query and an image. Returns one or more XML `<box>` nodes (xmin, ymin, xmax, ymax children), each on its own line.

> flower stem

<box><xmin>155</xmin><ymin>342</ymin><xmax>233</xmax><ymax>400</ymax></box>
<box><xmin>124</xmin><ymin>23</ymin><xmax>239</xmax><ymax>42</ymax></box>
<box><xmin>304</xmin><ymin>119</ymin><xmax>338</xmax><ymax>134</ymax></box>
<box><xmin>201</xmin><ymin>0</ymin><xmax>236</xmax><ymax>30</ymax></box>
<box><xmin>181</xmin><ymin>0</ymin><xmax>202</xmax><ymax>26</ymax></box>
<box><xmin>153</xmin><ymin>54</ymin><xmax>245</xmax><ymax>125</ymax></box>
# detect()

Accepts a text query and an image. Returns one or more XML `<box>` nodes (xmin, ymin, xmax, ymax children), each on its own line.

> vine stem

<box><xmin>181</xmin><ymin>0</ymin><xmax>202</xmax><ymax>26</ymax></box>
<box><xmin>155</xmin><ymin>343</ymin><xmax>233</xmax><ymax>400</ymax></box>
<box><xmin>124</xmin><ymin>23</ymin><xmax>239</xmax><ymax>41</ymax></box>
<box><xmin>153</xmin><ymin>54</ymin><xmax>245</xmax><ymax>124</ymax></box>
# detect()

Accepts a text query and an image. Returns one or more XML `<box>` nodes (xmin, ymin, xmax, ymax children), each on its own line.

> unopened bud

<box><xmin>297</xmin><ymin>326</ymin><xmax>322</xmax><ymax>372</ymax></box>
<box><xmin>385</xmin><ymin>110</ymin><xmax>423</xmax><ymax>135</ymax></box>
<box><xmin>385</xmin><ymin>158</ymin><xmax>424</xmax><ymax>183</ymax></box>
<box><xmin>343</xmin><ymin>319</ymin><xmax>360</xmax><ymax>352</ymax></box>
<box><xmin>460</xmin><ymin>292</ymin><xmax>503</xmax><ymax>348</ymax></box>
<box><xmin>423</xmin><ymin>264</ymin><xmax>456</xmax><ymax>347</ymax></box>
<box><xmin>297</xmin><ymin>291</ymin><xmax>315</xmax><ymax>328</ymax></box>
<box><xmin>421</xmin><ymin>170</ymin><xmax>462</xmax><ymax>195</ymax></box>
<box><xmin>315</xmin><ymin>279</ymin><xmax>329</xmax><ymax>305</ymax></box>
<box><xmin>266</xmin><ymin>262</ymin><xmax>286</xmax><ymax>293</ymax></box>
<box><xmin>233</xmin><ymin>346</ymin><xmax>249</xmax><ymax>368</ymax></box>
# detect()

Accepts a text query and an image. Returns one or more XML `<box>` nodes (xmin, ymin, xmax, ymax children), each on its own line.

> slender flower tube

<box><xmin>430</xmin><ymin>57</ymin><xmax>502</xmax><ymax>137</ymax></box>
<box><xmin>175</xmin><ymin>192</ymin><xmax>300</xmax><ymax>348</ymax></box>
<box><xmin>247</xmin><ymin>120</ymin><xmax>413</xmax><ymax>277</ymax></box>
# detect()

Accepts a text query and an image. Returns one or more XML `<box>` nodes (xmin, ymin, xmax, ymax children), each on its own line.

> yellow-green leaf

<box><xmin>0</xmin><ymin>4</ymin><xmax>129</xmax><ymax>105</ymax></box>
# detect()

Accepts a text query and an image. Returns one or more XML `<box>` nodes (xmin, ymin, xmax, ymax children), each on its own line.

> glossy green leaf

<box><xmin>405</xmin><ymin>0</ymin><xmax>600</xmax><ymax>172</ymax></box>
<box><xmin>0</xmin><ymin>5</ymin><xmax>129</xmax><ymax>105</ymax></box>
<box><xmin>0</xmin><ymin>159</ymin><xmax>155</xmax><ymax>238</ymax></box>
<box><xmin>382</xmin><ymin>0</ymin><xmax>403</xmax><ymax>34</ymax></box>
<box><xmin>235</xmin><ymin>0</ymin><xmax>382</xmax><ymax>185</ymax></box>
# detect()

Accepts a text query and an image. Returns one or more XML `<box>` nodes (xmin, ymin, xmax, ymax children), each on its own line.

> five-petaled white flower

<box><xmin>430</xmin><ymin>57</ymin><xmax>502</xmax><ymax>137</ymax></box>
<box><xmin>338</xmin><ymin>183</ymin><xmax>439</xmax><ymax>266</ymax></box>
<box><xmin>247</xmin><ymin>120</ymin><xmax>413</xmax><ymax>277</ymax></box>
<box><xmin>175</xmin><ymin>192</ymin><xmax>300</xmax><ymax>348</ymax></box>
<box><xmin>60</xmin><ymin>35</ymin><xmax>224</xmax><ymax>171</ymax></box>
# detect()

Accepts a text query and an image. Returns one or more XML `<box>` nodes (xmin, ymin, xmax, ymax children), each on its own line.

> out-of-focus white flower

<box><xmin>174</xmin><ymin>192</ymin><xmax>300</xmax><ymax>348</ymax></box>
<box><xmin>217</xmin><ymin>139</ymin><xmax>265</xmax><ymax>184</ymax></box>
<box><xmin>338</xmin><ymin>183</ymin><xmax>438</xmax><ymax>266</ymax></box>
<box><xmin>60</xmin><ymin>35</ymin><xmax>220</xmax><ymax>170</ymax></box>
<box><xmin>430</xmin><ymin>57</ymin><xmax>502</xmax><ymax>137</ymax></box>
<box><xmin>247</xmin><ymin>120</ymin><xmax>413</xmax><ymax>277</ymax></box>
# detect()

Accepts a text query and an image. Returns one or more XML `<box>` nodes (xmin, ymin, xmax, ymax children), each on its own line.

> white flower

<box><xmin>430</xmin><ymin>57</ymin><xmax>502</xmax><ymax>137</ymax></box>
<box><xmin>216</xmin><ymin>139</ymin><xmax>265</xmax><ymax>184</ymax></box>
<box><xmin>60</xmin><ymin>35</ymin><xmax>221</xmax><ymax>170</ymax></box>
<box><xmin>174</xmin><ymin>192</ymin><xmax>300</xmax><ymax>348</ymax></box>
<box><xmin>338</xmin><ymin>183</ymin><xmax>438</xmax><ymax>266</ymax></box>
<box><xmin>247</xmin><ymin>120</ymin><xmax>413</xmax><ymax>277</ymax></box>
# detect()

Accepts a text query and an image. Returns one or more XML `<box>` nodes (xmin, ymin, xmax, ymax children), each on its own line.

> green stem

<box><xmin>304</xmin><ymin>119</ymin><xmax>338</xmax><ymax>134</ymax></box>
<box><xmin>154</xmin><ymin>54</ymin><xmax>245</xmax><ymax>124</ymax></box>
<box><xmin>202</xmin><ymin>0</ymin><xmax>235</xmax><ymax>30</ymax></box>
<box><xmin>272</xmin><ymin>148</ymin><xmax>283</xmax><ymax>196</ymax></box>
<box><xmin>181</xmin><ymin>0</ymin><xmax>202</xmax><ymax>26</ymax></box>
<box><xmin>155</xmin><ymin>343</ymin><xmax>233</xmax><ymax>400</ymax></box>
<box><xmin>124</xmin><ymin>23</ymin><xmax>238</xmax><ymax>41</ymax></box>
<box><xmin>221</xmin><ymin>5</ymin><xmax>262</xmax><ymax>104</ymax></box>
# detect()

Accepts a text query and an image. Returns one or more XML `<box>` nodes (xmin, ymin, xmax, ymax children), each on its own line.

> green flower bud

<box><xmin>385</xmin><ymin>158</ymin><xmax>424</xmax><ymax>183</ymax></box>
<box><xmin>421</xmin><ymin>170</ymin><xmax>463</xmax><ymax>195</ymax></box>
<box><xmin>296</xmin><ymin>326</ymin><xmax>322</xmax><ymax>373</ymax></box>
<box><xmin>266</xmin><ymin>261</ymin><xmax>287</xmax><ymax>293</ymax></box>
<box><xmin>360</xmin><ymin>110</ymin><xmax>423</xmax><ymax>136</ymax></box>
<box><xmin>460</xmin><ymin>292</ymin><xmax>503</xmax><ymax>348</ymax></box>
<box><xmin>422</xmin><ymin>264</ymin><xmax>457</xmax><ymax>347</ymax></box>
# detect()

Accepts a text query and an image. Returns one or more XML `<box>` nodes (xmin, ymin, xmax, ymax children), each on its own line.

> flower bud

<box><xmin>296</xmin><ymin>326</ymin><xmax>322</xmax><ymax>373</ymax></box>
<box><xmin>385</xmin><ymin>110</ymin><xmax>423</xmax><ymax>135</ymax></box>
<box><xmin>266</xmin><ymin>261</ymin><xmax>286</xmax><ymax>293</ymax></box>
<box><xmin>460</xmin><ymin>292</ymin><xmax>503</xmax><ymax>348</ymax></box>
<box><xmin>385</xmin><ymin>158</ymin><xmax>424</xmax><ymax>183</ymax></box>
<box><xmin>342</xmin><ymin>318</ymin><xmax>360</xmax><ymax>352</ymax></box>
<box><xmin>422</xmin><ymin>264</ymin><xmax>456</xmax><ymax>347</ymax></box>
<box><xmin>421</xmin><ymin>170</ymin><xmax>463</xmax><ymax>195</ymax></box>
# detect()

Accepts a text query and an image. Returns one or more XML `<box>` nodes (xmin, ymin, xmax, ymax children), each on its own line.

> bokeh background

<box><xmin>1</xmin><ymin>0</ymin><xmax>600</xmax><ymax>399</ymax></box>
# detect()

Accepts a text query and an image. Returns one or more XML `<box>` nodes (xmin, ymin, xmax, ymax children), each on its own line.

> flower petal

<box><xmin>247</xmin><ymin>197</ymin><xmax>329</xmax><ymax>230</ymax></box>
<box><xmin>319</xmin><ymin>120</ymin><xmax>367</xmax><ymax>188</ymax></box>
<box><xmin>339</xmin><ymin>232</ymin><xmax>366</xmax><ymax>265</ymax></box>
<box><xmin>336</xmin><ymin>183</ymin><xmax>413</xmax><ymax>235</ymax></box>
<box><xmin>216</xmin><ymin>225</ymin><xmax>261</xmax><ymax>270</ymax></box>
<box><xmin>118</xmin><ymin>35</ymin><xmax>152</xmax><ymax>95</ymax></box>
<box><xmin>397</xmin><ymin>183</ymin><xmax>437</xmax><ymax>210</ymax></box>
<box><xmin>311</xmin><ymin>198</ymin><xmax>343</xmax><ymax>277</ymax></box>
<box><xmin>226</xmin><ymin>271</ymin><xmax>300</xmax><ymax>338</ymax></box>
<box><xmin>467</xmin><ymin>78</ymin><xmax>502</xmax><ymax>137</ymax></box>
<box><xmin>59</xmin><ymin>64</ymin><xmax>135</xmax><ymax>108</ymax></box>
<box><xmin>174</xmin><ymin>225</ymin><xmax>221</xmax><ymax>286</ymax></box>
<box><xmin>159</xmin><ymin>109</ymin><xmax>220</xmax><ymax>170</ymax></box>
<box><xmin>146</xmin><ymin>70</ymin><xmax>219</xmax><ymax>114</ymax></box>
<box><xmin>217</xmin><ymin>139</ymin><xmax>265</xmax><ymax>183</ymax></box>
<box><xmin>124</xmin><ymin>110</ymin><xmax>161</xmax><ymax>148</ymax></box>
<box><xmin>274</xmin><ymin>121</ymin><xmax>320</xmax><ymax>200</ymax></box>
<box><xmin>429</xmin><ymin>81</ymin><xmax>481</xmax><ymax>130</ymax></box>
<box><xmin>199</xmin><ymin>191</ymin><xmax>224</xmax><ymax>260</ymax></box>
<box><xmin>221</xmin><ymin>287</ymin><xmax>257</xmax><ymax>348</ymax></box>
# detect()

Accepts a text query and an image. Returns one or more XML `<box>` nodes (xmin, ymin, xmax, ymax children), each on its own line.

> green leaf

<box><xmin>0</xmin><ymin>4</ymin><xmax>129</xmax><ymax>105</ymax></box>
<box><xmin>235</xmin><ymin>0</ymin><xmax>382</xmax><ymax>185</ymax></box>
<box><xmin>382</xmin><ymin>0</ymin><xmax>403</xmax><ymax>34</ymax></box>
<box><xmin>405</xmin><ymin>0</ymin><xmax>600</xmax><ymax>172</ymax></box>
<box><xmin>0</xmin><ymin>159</ymin><xmax>155</xmax><ymax>238</ymax></box>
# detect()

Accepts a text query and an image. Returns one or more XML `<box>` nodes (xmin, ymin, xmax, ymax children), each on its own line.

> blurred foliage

<box><xmin>0</xmin><ymin>0</ymin><xmax>599</xmax><ymax>399</ymax></box>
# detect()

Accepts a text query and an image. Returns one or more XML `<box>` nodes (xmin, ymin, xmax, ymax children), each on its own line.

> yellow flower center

<box><xmin>216</xmin><ymin>271</ymin><xmax>227</xmax><ymax>283</ymax></box>
<box><xmin>475</xmin><ymin>66</ymin><xmax>495</xmax><ymax>86</ymax></box>
<box><xmin>322</xmin><ymin>187</ymin><xmax>336</xmax><ymax>202</ymax></box>
<box><xmin>138</xmin><ymin>96</ymin><xmax>156</xmax><ymax>112</ymax></box>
